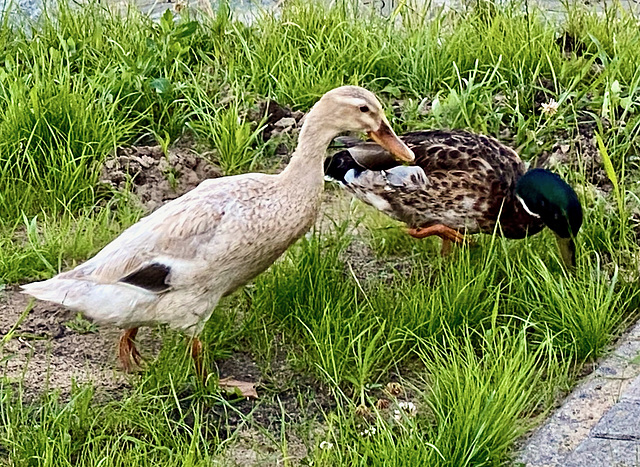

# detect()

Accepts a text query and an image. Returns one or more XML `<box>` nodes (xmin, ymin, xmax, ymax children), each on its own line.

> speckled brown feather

<box><xmin>332</xmin><ymin>130</ymin><xmax>545</xmax><ymax>238</ymax></box>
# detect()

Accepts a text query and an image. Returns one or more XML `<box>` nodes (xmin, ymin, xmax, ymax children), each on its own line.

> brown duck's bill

<box><xmin>368</xmin><ymin>117</ymin><xmax>414</xmax><ymax>163</ymax></box>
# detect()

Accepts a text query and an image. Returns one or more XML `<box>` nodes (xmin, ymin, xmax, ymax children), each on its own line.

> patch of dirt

<box><xmin>245</xmin><ymin>100</ymin><xmax>306</xmax><ymax>169</ymax></box>
<box><xmin>340</xmin><ymin>238</ymin><xmax>416</xmax><ymax>286</ymax></box>
<box><xmin>253</xmin><ymin>100</ymin><xmax>305</xmax><ymax>143</ymax></box>
<box><xmin>0</xmin><ymin>287</ymin><xmax>132</xmax><ymax>400</ymax></box>
<box><xmin>223</xmin><ymin>426</ymin><xmax>315</xmax><ymax>467</ymax></box>
<box><xmin>1</xmin><ymin>284</ymin><xmax>334</xmax><ymax>467</ymax></box>
<box><xmin>99</xmin><ymin>143</ymin><xmax>222</xmax><ymax>212</ymax></box>
<box><xmin>209</xmin><ymin>370</ymin><xmax>333</xmax><ymax>441</ymax></box>
<box><xmin>0</xmin><ymin>194</ymin><xmax>350</xmax><ymax>467</ymax></box>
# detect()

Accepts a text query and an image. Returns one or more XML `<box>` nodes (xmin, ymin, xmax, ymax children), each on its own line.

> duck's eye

<box><xmin>359</xmin><ymin>105</ymin><xmax>370</xmax><ymax>113</ymax></box>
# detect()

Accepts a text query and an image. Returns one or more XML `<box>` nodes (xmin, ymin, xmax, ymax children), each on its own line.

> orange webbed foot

<box><xmin>407</xmin><ymin>224</ymin><xmax>467</xmax><ymax>256</ymax></box>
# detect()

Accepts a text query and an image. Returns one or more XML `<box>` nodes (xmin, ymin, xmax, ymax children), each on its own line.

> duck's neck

<box><xmin>280</xmin><ymin>111</ymin><xmax>337</xmax><ymax>191</ymax></box>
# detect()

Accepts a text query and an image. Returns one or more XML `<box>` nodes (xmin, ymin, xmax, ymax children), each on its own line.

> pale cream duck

<box><xmin>21</xmin><ymin>86</ymin><xmax>414</xmax><ymax>391</ymax></box>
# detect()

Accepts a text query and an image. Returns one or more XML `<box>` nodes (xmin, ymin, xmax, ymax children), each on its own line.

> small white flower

<box><xmin>398</xmin><ymin>401</ymin><xmax>417</xmax><ymax>414</ymax></box>
<box><xmin>359</xmin><ymin>426</ymin><xmax>377</xmax><ymax>437</ymax></box>
<box><xmin>541</xmin><ymin>98</ymin><xmax>559</xmax><ymax>117</ymax></box>
<box><xmin>319</xmin><ymin>441</ymin><xmax>334</xmax><ymax>450</ymax></box>
<box><xmin>394</xmin><ymin>401</ymin><xmax>418</xmax><ymax>421</ymax></box>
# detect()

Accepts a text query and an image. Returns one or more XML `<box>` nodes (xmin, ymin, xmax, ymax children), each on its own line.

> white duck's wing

<box><xmin>28</xmin><ymin>175</ymin><xmax>263</xmax><ymax>295</ymax></box>
<box><xmin>73</xmin><ymin>175</ymin><xmax>266</xmax><ymax>286</ymax></box>
<box><xmin>20</xmin><ymin>174</ymin><xmax>271</xmax><ymax>327</ymax></box>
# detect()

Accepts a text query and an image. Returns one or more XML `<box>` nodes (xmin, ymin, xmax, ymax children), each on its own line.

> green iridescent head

<box><xmin>515</xmin><ymin>168</ymin><xmax>583</xmax><ymax>267</ymax></box>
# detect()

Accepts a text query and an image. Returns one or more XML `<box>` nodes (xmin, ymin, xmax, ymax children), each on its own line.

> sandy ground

<box><xmin>0</xmin><ymin>288</ymin><xmax>132</xmax><ymax>399</ymax></box>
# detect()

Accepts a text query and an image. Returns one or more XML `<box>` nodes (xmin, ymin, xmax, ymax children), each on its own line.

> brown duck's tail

<box><xmin>324</xmin><ymin>150</ymin><xmax>364</xmax><ymax>183</ymax></box>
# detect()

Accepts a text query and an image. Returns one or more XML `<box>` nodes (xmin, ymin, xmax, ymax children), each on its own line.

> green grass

<box><xmin>0</xmin><ymin>380</ymin><xmax>228</xmax><ymax>466</ymax></box>
<box><xmin>1</xmin><ymin>0</ymin><xmax>640</xmax><ymax>465</ymax></box>
<box><xmin>311</xmin><ymin>326</ymin><xmax>566</xmax><ymax>466</ymax></box>
<box><xmin>0</xmin><ymin>198</ymin><xmax>142</xmax><ymax>283</ymax></box>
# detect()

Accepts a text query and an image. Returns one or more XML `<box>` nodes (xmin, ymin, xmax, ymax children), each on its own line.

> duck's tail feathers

<box><xmin>21</xmin><ymin>278</ymin><xmax>77</xmax><ymax>305</ymax></box>
<box><xmin>324</xmin><ymin>150</ymin><xmax>363</xmax><ymax>184</ymax></box>
<box><xmin>21</xmin><ymin>278</ymin><xmax>156</xmax><ymax>325</ymax></box>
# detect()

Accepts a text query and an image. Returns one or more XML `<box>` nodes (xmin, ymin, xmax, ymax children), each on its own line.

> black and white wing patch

<box><xmin>382</xmin><ymin>165</ymin><xmax>429</xmax><ymax>189</ymax></box>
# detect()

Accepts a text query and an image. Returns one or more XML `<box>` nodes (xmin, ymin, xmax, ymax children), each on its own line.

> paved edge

<box><xmin>517</xmin><ymin>320</ymin><xmax>640</xmax><ymax>467</ymax></box>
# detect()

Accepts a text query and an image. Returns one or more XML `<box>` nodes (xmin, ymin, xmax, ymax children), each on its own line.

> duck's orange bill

<box><xmin>368</xmin><ymin>116</ymin><xmax>414</xmax><ymax>163</ymax></box>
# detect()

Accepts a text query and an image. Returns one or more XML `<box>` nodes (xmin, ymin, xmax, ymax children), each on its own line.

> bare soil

<box><xmin>0</xmin><ymin>288</ymin><xmax>130</xmax><ymax>400</ymax></box>
<box><xmin>99</xmin><ymin>141</ymin><xmax>222</xmax><ymax>212</ymax></box>
<box><xmin>0</xmin><ymin>283</ymin><xmax>333</xmax><ymax>464</ymax></box>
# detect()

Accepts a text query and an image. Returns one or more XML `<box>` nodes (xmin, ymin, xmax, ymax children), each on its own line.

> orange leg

<box><xmin>407</xmin><ymin>224</ymin><xmax>465</xmax><ymax>256</ymax></box>
<box><xmin>190</xmin><ymin>337</ymin><xmax>207</xmax><ymax>381</ymax></box>
<box><xmin>407</xmin><ymin>224</ymin><xmax>465</xmax><ymax>242</ymax></box>
<box><xmin>440</xmin><ymin>238</ymin><xmax>453</xmax><ymax>257</ymax></box>
<box><xmin>118</xmin><ymin>327</ymin><xmax>143</xmax><ymax>372</ymax></box>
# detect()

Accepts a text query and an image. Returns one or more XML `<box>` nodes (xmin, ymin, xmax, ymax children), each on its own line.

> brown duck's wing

<box><xmin>416</xmin><ymin>168</ymin><xmax>510</xmax><ymax>233</ymax></box>
<box><xmin>400</xmin><ymin>130</ymin><xmax>528</xmax><ymax>230</ymax></box>
<box><xmin>339</xmin><ymin>130</ymin><xmax>525</xmax><ymax>180</ymax></box>
<box><xmin>338</xmin><ymin>130</ymin><xmax>530</xmax><ymax>234</ymax></box>
<box><xmin>404</xmin><ymin>130</ymin><xmax>524</xmax><ymax>178</ymax></box>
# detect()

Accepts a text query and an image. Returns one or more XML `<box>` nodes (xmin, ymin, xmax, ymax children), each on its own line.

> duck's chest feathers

<box><xmin>210</xmin><ymin>189</ymin><xmax>321</xmax><ymax>290</ymax></box>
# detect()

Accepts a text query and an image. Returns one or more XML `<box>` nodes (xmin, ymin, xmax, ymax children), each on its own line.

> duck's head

<box><xmin>515</xmin><ymin>168</ymin><xmax>583</xmax><ymax>268</ymax></box>
<box><xmin>313</xmin><ymin>86</ymin><xmax>414</xmax><ymax>163</ymax></box>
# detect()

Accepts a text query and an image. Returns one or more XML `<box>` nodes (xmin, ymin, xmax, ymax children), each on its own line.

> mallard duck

<box><xmin>21</xmin><ymin>86</ymin><xmax>414</xmax><ymax>393</ymax></box>
<box><xmin>324</xmin><ymin>129</ymin><xmax>582</xmax><ymax>266</ymax></box>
